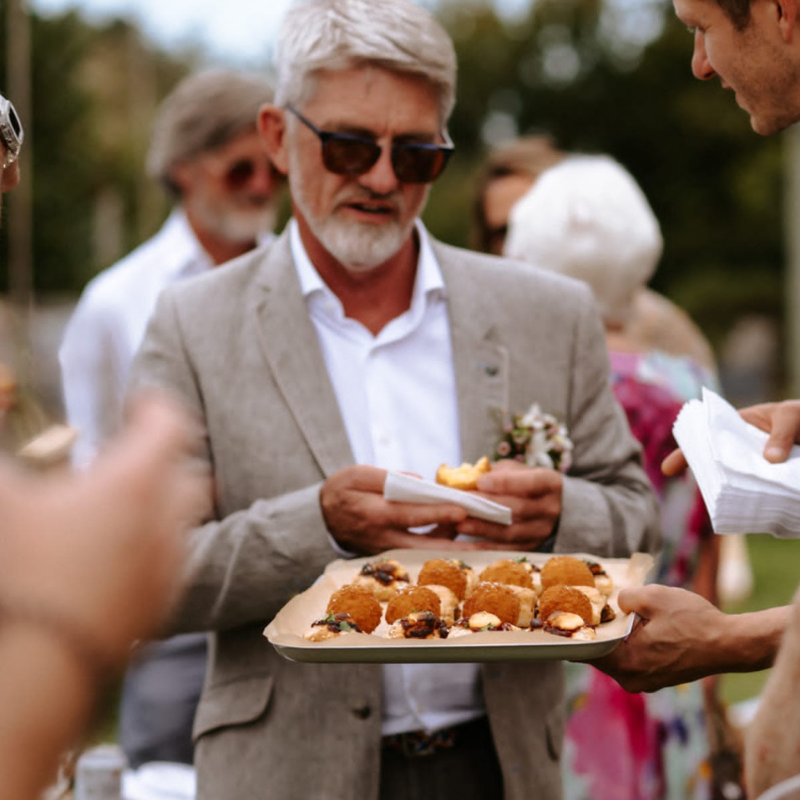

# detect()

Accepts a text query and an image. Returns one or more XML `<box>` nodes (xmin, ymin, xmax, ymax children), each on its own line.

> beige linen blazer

<box><xmin>129</xmin><ymin>229</ymin><xmax>660</xmax><ymax>800</ymax></box>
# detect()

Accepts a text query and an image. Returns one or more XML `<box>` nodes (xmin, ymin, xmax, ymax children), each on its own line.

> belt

<box><xmin>381</xmin><ymin>717</ymin><xmax>488</xmax><ymax>758</ymax></box>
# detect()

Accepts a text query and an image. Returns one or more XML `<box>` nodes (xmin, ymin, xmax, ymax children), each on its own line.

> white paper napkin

<box><xmin>123</xmin><ymin>762</ymin><xmax>196</xmax><ymax>800</ymax></box>
<box><xmin>673</xmin><ymin>387</ymin><xmax>800</xmax><ymax>537</ymax></box>
<box><xmin>383</xmin><ymin>471</ymin><xmax>513</xmax><ymax>526</ymax></box>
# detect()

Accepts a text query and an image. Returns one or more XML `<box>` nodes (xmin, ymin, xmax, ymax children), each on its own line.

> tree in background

<box><xmin>0</xmin><ymin>9</ymin><xmax>195</xmax><ymax>296</ymax></box>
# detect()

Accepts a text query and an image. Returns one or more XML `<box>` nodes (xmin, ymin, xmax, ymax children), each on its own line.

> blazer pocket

<box><xmin>192</xmin><ymin>675</ymin><xmax>274</xmax><ymax>742</ymax></box>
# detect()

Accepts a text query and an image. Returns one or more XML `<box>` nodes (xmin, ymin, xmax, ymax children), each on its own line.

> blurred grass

<box><xmin>720</xmin><ymin>534</ymin><xmax>800</xmax><ymax>706</ymax></box>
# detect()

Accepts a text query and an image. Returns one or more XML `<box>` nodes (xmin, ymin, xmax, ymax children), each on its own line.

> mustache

<box><xmin>336</xmin><ymin>187</ymin><xmax>403</xmax><ymax>208</ymax></box>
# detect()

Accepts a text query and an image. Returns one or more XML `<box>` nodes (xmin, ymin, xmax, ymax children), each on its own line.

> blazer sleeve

<box><xmin>128</xmin><ymin>289</ymin><xmax>341</xmax><ymax>634</ymax></box>
<box><xmin>555</xmin><ymin>287</ymin><xmax>661</xmax><ymax>558</ymax></box>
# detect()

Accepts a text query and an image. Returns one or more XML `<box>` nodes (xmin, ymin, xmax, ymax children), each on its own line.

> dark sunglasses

<box><xmin>285</xmin><ymin>104</ymin><xmax>454</xmax><ymax>184</ymax></box>
<box><xmin>208</xmin><ymin>155</ymin><xmax>274</xmax><ymax>191</ymax></box>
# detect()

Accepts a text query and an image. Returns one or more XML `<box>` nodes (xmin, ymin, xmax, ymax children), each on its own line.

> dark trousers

<box><xmin>379</xmin><ymin>717</ymin><xmax>504</xmax><ymax>800</ymax></box>
<box><xmin>119</xmin><ymin>633</ymin><xmax>207</xmax><ymax>768</ymax></box>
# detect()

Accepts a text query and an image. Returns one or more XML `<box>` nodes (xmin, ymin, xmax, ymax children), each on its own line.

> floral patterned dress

<box><xmin>561</xmin><ymin>349</ymin><xmax>717</xmax><ymax>800</ymax></box>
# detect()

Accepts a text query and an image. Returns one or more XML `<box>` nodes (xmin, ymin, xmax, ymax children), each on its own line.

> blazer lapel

<box><xmin>435</xmin><ymin>242</ymin><xmax>510</xmax><ymax>463</ymax></box>
<box><xmin>251</xmin><ymin>233</ymin><xmax>355</xmax><ymax>477</ymax></box>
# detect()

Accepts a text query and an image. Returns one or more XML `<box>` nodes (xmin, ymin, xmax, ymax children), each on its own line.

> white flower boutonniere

<box><xmin>494</xmin><ymin>403</ymin><xmax>574</xmax><ymax>473</ymax></box>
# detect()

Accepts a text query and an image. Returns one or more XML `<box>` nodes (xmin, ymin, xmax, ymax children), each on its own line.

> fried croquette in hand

<box><xmin>435</xmin><ymin>456</ymin><xmax>491</xmax><ymax>490</ymax></box>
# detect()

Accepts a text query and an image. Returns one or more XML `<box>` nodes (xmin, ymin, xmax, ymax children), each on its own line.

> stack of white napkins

<box><xmin>673</xmin><ymin>387</ymin><xmax>800</xmax><ymax>537</ymax></box>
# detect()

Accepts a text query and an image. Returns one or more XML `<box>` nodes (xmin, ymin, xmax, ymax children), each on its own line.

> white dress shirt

<box><xmin>290</xmin><ymin>219</ymin><xmax>485</xmax><ymax>736</ymax></box>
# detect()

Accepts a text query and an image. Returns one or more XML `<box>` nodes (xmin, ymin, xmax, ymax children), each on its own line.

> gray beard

<box><xmin>187</xmin><ymin>194</ymin><xmax>277</xmax><ymax>245</ymax></box>
<box><xmin>288</xmin><ymin>145</ymin><xmax>426</xmax><ymax>272</ymax></box>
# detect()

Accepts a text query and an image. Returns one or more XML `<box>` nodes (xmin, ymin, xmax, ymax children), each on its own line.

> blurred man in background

<box><xmin>58</xmin><ymin>68</ymin><xmax>281</xmax><ymax>769</ymax></box>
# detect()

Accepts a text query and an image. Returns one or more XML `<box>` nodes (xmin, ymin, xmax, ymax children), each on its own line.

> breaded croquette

<box><xmin>478</xmin><ymin>559</ymin><xmax>534</xmax><ymax>590</ymax></box>
<box><xmin>462</xmin><ymin>582</ymin><xmax>521</xmax><ymax>626</ymax></box>
<box><xmin>435</xmin><ymin>456</ymin><xmax>491</xmax><ymax>490</ymax></box>
<box><xmin>540</xmin><ymin>555</ymin><xmax>596</xmax><ymax>591</ymax></box>
<box><xmin>422</xmin><ymin>584</ymin><xmax>460</xmax><ymax>623</ymax></box>
<box><xmin>326</xmin><ymin>584</ymin><xmax>383</xmax><ymax>633</ymax></box>
<box><xmin>352</xmin><ymin>558</ymin><xmax>410</xmax><ymax>601</ymax></box>
<box><xmin>385</xmin><ymin>586</ymin><xmax>441</xmax><ymax>624</ymax></box>
<box><xmin>418</xmin><ymin>558</ymin><xmax>470</xmax><ymax>600</ymax></box>
<box><xmin>537</xmin><ymin>585</ymin><xmax>594</xmax><ymax>626</ymax></box>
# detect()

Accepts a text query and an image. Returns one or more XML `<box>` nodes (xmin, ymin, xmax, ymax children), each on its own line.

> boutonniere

<box><xmin>494</xmin><ymin>403</ymin><xmax>574</xmax><ymax>473</ymax></box>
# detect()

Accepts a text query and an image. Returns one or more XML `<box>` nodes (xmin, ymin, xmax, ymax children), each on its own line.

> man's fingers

<box><xmin>661</xmin><ymin>448</ymin><xmax>687</xmax><ymax>477</ymax></box>
<box><xmin>762</xmin><ymin>404</ymin><xmax>800</xmax><ymax>463</ymax></box>
<box><xmin>615</xmin><ymin>586</ymin><xmax>652</xmax><ymax>617</ymax></box>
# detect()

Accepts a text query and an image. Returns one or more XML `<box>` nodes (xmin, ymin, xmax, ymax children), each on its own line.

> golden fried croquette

<box><xmin>478</xmin><ymin>559</ymin><xmax>534</xmax><ymax>590</ymax></box>
<box><xmin>385</xmin><ymin>586</ymin><xmax>441</xmax><ymax>624</ymax></box>
<box><xmin>537</xmin><ymin>585</ymin><xmax>593</xmax><ymax>626</ymax></box>
<box><xmin>326</xmin><ymin>584</ymin><xmax>383</xmax><ymax>634</ymax></box>
<box><xmin>422</xmin><ymin>584</ymin><xmax>460</xmax><ymax>623</ymax></box>
<box><xmin>462</xmin><ymin>582</ymin><xmax>521</xmax><ymax>626</ymax></box>
<box><xmin>435</xmin><ymin>456</ymin><xmax>491</xmax><ymax>490</ymax></box>
<box><xmin>352</xmin><ymin>559</ymin><xmax>410</xmax><ymax>601</ymax></box>
<box><xmin>418</xmin><ymin>558</ymin><xmax>470</xmax><ymax>600</ymax></box>
<box><xmin>540</xmin><ymin>556</ymin><xmax>596</xmax><ymax>591</ymax></box>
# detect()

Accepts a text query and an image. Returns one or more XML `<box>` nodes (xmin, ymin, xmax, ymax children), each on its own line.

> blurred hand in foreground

<box><xmin>0</xmin><ymin>392</ymin><xmax>208</xmax><ymax>667</ymax></box>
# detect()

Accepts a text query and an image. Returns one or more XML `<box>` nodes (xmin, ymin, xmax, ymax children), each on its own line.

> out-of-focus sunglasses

<box><xmin>0</xmin><ymin>94</ymin><xmax>23</xmax><ymax>166</ymax></box>
<box><xmin>285</xmin><ymin>104</ymin><xmax>454</xmax><ymax>184</ymax></box>
<box><xmin>206</xmin><ymin>154</ymin><xmax>275</xmax><ymax>191</ymax></box>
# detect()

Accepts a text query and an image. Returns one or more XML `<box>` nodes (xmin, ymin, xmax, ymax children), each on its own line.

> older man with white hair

<box><xmin>128</xmin><ymin>1</ymin><xmax>659</xmax><ymax>797</ymax></box>
<box><xmin>58</xmin><ymin>68</ymin><xmax>282</xmax><ymax>769</ymax></box>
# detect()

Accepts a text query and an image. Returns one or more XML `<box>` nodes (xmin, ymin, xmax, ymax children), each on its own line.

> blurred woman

<box><xmin>504</xmin><ymin>154</ymin><xmax>722</xmax><ymax>800</ymax></box>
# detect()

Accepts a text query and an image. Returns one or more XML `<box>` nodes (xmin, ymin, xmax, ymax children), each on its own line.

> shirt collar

<box><xmin>290</xmin><ymin>218</ymin><xmax>446</xmax><ymax>312</ymax></box>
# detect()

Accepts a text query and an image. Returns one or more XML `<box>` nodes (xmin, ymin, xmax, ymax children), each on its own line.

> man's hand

<box><xmin>662</xmin><ymin>398</ymin><xmax>800</xmax><ymax>476</ymax></box>
<box><xmin>453</xmin><ymin>459</ymin><xmax>563</xmax><ymax>551</ymax></box>
<box><xmin>320</xmin><ymin>465</ymin><xmax>472</xmax><ymax>555</ymax></box>
<box><xmin>740</xmin><ymin>400</ymin><xmax>800</xmax><ymax>463</ymax></box>
<box><xmin>589</xmin><ymin>584</ymin><xmax>728</xmax><ymax>693</ymax></box>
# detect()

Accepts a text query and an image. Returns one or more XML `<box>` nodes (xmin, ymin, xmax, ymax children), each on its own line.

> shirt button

<box><xmin>352</xmin><ymin>703</ymin><xmax>372</xmax><ymax>720</ymax></box>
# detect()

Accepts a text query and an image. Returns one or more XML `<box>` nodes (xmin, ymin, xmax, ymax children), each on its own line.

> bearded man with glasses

<box><xmin>128</xmin><ymin>1</ymin><xmax>658</xmax><ymax>798</ymax></box>
<box><xmin>58</xmin><ymin>68</ymin><xmax>281</xmax><ymax>771</ymax></box>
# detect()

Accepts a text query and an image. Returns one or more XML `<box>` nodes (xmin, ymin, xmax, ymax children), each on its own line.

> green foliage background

<box><xmin>0</xmin><ymin>0</ymin><xmax>788</xmax><ymax>366</ymax></box>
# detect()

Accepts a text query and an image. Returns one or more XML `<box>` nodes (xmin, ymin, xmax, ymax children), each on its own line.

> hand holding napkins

<box><xmin>384</xmin><ymin>471</ymin><xmax>513</xmax><ymax>526</ymax></box>
<box><xmin>673</xmin><ymin>388</ymin><xmax>800</xmax><ymax>537</ymax></box>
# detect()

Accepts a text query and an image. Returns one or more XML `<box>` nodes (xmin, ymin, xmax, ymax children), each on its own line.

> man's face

<box><xmin>674</xmin><ymin>0</ymin><xmax>800</xmax><ymax>135</ymax></box>
<box><xmin>282</xmin><ymin>67</ymin><xmax>442</xmax><ymax>273</ymax></box>
<box><xmin>175</xmin><ymin>129</ymin><xmax>279</xmax><ymax>244</ymax></box>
